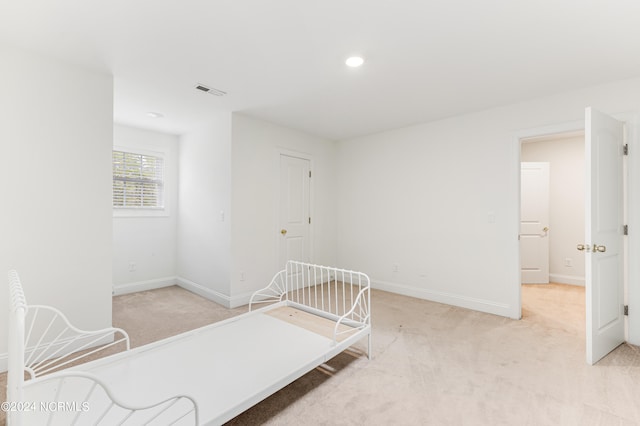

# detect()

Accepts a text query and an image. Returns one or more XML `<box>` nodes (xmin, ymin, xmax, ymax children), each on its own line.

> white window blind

<box><xmin>112</xmin><ymin>150</ymin><xmax>164</xmax><ymax>208</ymax></box>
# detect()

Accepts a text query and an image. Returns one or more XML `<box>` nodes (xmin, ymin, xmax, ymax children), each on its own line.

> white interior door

<box><xmin>279</xmin><ymin>154</ymin><xmax>311</xmax><ymax>267</ymax></box>
<box><xmin>520</xmin><ymin>162</ymin><xmax>550</xmax><ymax>284</ymax></box>
<box><xmin>584</xmin><ymin>107</ymin><xmax>625</xmax><ymax>365</ymax></box>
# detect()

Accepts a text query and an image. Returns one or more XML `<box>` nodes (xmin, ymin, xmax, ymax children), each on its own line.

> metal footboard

<box><xmin>7</xmin><ymin>270</ymin><xmax>199</xmax><ymax>426</ymax></box>
<box><xmin>9</xmin><ymin>270</ymin><xmax>130</xmax><ymax>380</ymax></box>
<box><xmin>249</xmin><ymin>261</ymin><xmax>371</xmax><ymax>355</ymax></box>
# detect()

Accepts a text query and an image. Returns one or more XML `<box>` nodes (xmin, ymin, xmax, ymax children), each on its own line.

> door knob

<box><xmin>281</xmin><ymin>229</ymin><xmax>287</xmax><ymax>235</ymax></box>
<box><xmin>577</xmin><ymin>244</ymin><xmax>605</xmax><ymax>253</ymax></box>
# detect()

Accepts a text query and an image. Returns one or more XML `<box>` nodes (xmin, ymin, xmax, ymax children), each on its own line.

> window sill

<box><xmin>113</xmin><ymin>208</ymin><xmax>169</xmax><ymax>218</ymax></box>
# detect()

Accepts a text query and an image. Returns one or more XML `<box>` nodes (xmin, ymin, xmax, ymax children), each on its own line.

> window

<box><xmin>112</xmin><ymin>150</ymin><xmax>164</xmax><ymax>208</ymax></box>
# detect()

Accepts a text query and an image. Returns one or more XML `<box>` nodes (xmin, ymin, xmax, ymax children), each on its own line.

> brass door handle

<box><xmin>281</xmin><ymin>229</ymin><xmax>287</xmax><ymax>235</ymax></box>
<box><xmin>577</xmin><ymin>244</ymin><xmax>606</xmax><ymax>253</ymax></box>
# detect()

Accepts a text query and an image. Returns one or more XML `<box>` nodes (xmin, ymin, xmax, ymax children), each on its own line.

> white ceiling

<box><xmin>3</xmin><ymin>0</ymin><xmax>640</xmax><ymax>140</ymax></box>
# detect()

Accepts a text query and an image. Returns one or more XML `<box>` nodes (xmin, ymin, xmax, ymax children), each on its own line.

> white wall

<box><xmin>337</xmin><ymin>115</ymin><xmax>519</xmax><ymax>317</ymax></box>
<box><xmin>336</xmin><ymin>76</ymin><xmax>640</xmax><ymax>346</ymax></box>
<box><xmin>112</xmin><ymin>124</ymin><xmax>179</xmax><ymax>294</ymax></box>
<box><xmin>176</xmin><ymin>115</ymin><xmax>233</xmax><ymax>305</ymax></box>
<box><xmin>0</xmin><ymin>45</ymin><xmax>113</xmax><ymax>362</ymax></box>
<box><xmin>230</xmin><ymin>114</ymin><xmax>337</xmax><ymax>305</ymax></box>
<box><xmin>522</xmin><ymin>135</ymin><xmax>585</xmax><ymax>285</ymax></box>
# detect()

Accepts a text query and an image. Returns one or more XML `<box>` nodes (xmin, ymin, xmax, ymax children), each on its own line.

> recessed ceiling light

<box><xmin>146</xmin><ymin>111</ymin><xmax>164</xmax><ymax>118</ymax></box>
<box><xmin>345</xmin><ymin>56</ymin><xmax>364</xmax><ymax>67</ymax></box>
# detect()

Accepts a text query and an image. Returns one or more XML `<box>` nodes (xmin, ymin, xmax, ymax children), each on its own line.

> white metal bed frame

<box><xmin>249</xmin><ymin>260</ymin><xmax>372</xmax><ymax>353</ymax></box>
<box><xmin>7</xmin><ymin>261</ymin><xmax>371</xmax><ymax>425</ymax></box>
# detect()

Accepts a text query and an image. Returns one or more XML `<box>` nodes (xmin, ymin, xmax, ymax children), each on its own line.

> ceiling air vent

<box><xmin>195</xmin><ymin>84</ymin><xmax>226</xmax><ymax>97</ymax></box>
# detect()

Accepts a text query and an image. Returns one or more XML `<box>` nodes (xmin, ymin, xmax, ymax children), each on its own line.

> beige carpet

<box><xmin>3</xmin><ymin>283</ymin><xmax>640</xmax><ymax>425</ymax></box>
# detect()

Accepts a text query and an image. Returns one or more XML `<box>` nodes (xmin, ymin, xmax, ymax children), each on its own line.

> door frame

<box><xmin>514</xmin><ymin>120</ymin><xmax>584</xmax><ymax>319</ymax></box>
<box><xmin>274</xmin><ymin>148</ymin><xmax>315</xmax><ymax>271</ymax></box>
<box><xmin>514</xmin><ymin>114</ymin><xmax>631</xmax><ymax>342</ymax></box>
<box><xmin>624</xmin><ymin>111</ymin><xmax>640</xmax><ymax>345</ymax></box>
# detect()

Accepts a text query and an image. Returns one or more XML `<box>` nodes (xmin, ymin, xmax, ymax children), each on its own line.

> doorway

<box><xmin>520</xmin><ymin>131</ymin><xmax>586</xmax><ymax>288</ymax></box>
<box><xmin>520</xmin><ymin>131</ymin><xmax>587</xmax><ymax>335</ymax></box>
<box><xmin>520</xmin><ymin>130</ymin><xmax>585</xmax><ymax>328</ymax></box>
<box><xmin>517</xmin><ymin>109</ymin><xmax>627</xmax><ymax>364</ymax></box>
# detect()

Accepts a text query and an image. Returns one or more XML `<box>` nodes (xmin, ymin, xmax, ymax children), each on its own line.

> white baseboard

<box><xmin>176</xmin><ymin>276</ymin><xmax>232</xmax><ymax>308</ymax></box>
<box><xmin>229</xmin><ymin>291</ymin><xmax>259</xmax><ymax>308</ymax></box>
<box><xmin>372</xmin><ymin>279</ymin><xmax>516</xmax><ymax>319</ymax></box>
<box><xmin>549</xmin><ymin>274</ymin><xmax>585</xmax><ymax>286</ymax></box>
<box><xmin>112</xmin><ymin>276</ymin><xmax>177</xmax><ymax>296</ymax></box>
<box><xmin>115</xmin><ymin>276</ymin><xmax>254</xmax><ymax>308</ymax></box>
<box><xmin>174</xmin><ymin>277</ymin><xmax>254</xmax><ymax>308</ymax></box>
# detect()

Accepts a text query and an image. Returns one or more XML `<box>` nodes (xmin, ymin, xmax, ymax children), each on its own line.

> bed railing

<box><xmin>8</xmin><ymin>270</ymin><xmax>198</xmax><ymax>425</ymax></box>
<box><xmin>8</xmin><ymin>270</ymin><xmax>130</xmax><ymax>382</ymax></box>
<box><xmin>249</xmin><ymin>261</ymin><xmax>371</xmax><ymax>351</ymax></box>
<box><xmin>20</xmin><ymin>372</ymin><xmax>198</xmax><ymax>425</ymax></box>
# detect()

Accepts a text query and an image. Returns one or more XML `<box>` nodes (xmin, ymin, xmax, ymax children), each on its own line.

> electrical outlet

<box><xmin>564</xmin><ymin>258</ymin><xmax>573</xmax><ymax>267</ymax></box>
<box><xmin>392</xmin><ymin>264</ymin><xmax>399</xmax><ymax>272</ymax></box>
<box><xmin>128</xmin><ymin>262</ymin><xmax>136</xmax><ymax>272</ymax></box>
<box><xmin>240</xmin><ymin>271</ymin><xmax>246</xmax><ymax>281</ymax></box>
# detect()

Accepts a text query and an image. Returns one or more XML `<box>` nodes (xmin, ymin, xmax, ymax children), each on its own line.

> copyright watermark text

<box><xmin>1</xmin><ymin>401</ymin><xmax>90</xmax><ymax>412</ymax></box>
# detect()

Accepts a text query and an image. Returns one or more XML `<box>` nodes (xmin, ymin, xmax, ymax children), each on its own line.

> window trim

<box><xmin>112</xmin><ymin>145</ymin><xmax>169</xmax><ymax>218</ymax></box>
